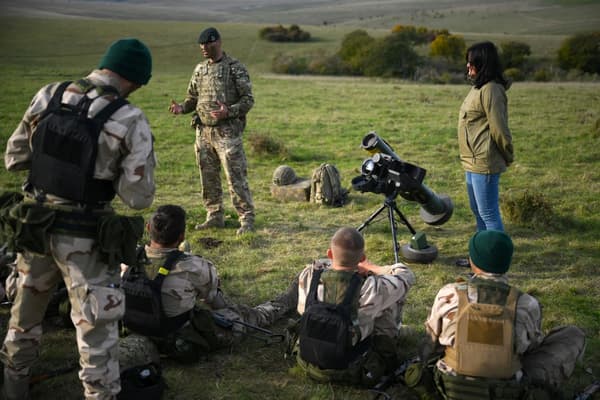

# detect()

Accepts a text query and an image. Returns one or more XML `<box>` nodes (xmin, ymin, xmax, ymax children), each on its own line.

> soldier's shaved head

<box><xmin>330</xmin><ymin>227</ymin><xmax>365</xmax><ymax>268</ymax></box>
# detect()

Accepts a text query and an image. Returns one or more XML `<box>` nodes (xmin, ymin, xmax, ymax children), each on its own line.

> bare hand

<box><xmin>209</xmin><ymin>101</ymin><xmax>228</xmax><ymax>120</ymax></box>
<box><xmin>169</xmin><ymin>99</ymin><xmax>183</xmax><ymax>114</ymax></box>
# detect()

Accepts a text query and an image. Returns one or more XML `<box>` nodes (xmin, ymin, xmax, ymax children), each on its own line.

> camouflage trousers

<box><xmin>0</xmin><ymin>233</ymin><xmax>124</xmax><ymax>400</ymax></box>
<box><xmin>195</xmin><ymin>123</ymin><xmax>254</xmax><ymax>225</ymax></box>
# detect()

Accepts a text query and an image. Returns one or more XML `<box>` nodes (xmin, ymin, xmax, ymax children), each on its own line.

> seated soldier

<box><xmin>288</xmin><ymin>227</ymin><xmax>416</xmax><ymax>386</ymax></box>
<box><xmin>120</xmin><ymin>204</ymin><xmax>295</xmax><ymax>363</ymax></box>
<box><xmin>415</xmin><ymin>230</ymin><xmax>586</xmax><ymax>399</ymax></box>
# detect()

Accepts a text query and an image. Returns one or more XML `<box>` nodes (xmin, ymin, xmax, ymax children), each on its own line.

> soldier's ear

<box><xmin>146</xmin><ymin>222</ymin><xmax>151</xmax><ymax>233</ymax></box>
<box><xmin>327</xmin><ymin>248</ymin><xmax>333</xmax><ymax>260</ymax></box>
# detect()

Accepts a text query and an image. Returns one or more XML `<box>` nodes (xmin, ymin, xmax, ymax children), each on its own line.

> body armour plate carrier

<box><xmin>122</xmin><ymin>249</ymin><xmax>189</xmax><ymax>337</ymax></box>
<box><xmin>29</xmin><ymin>80</ymin><xmax>128</xmax><ymax>204</ymax></box>
<box><xmin>443</xmin><ymin>280</ymin><xmax>522</xmax><ymax>379</ymax></box>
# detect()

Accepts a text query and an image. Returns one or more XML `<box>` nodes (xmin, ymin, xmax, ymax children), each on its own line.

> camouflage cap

<box><xmin>273</xmin><ymin>165</ymin><xmax>300</xmax><ymax>186</ymax></box>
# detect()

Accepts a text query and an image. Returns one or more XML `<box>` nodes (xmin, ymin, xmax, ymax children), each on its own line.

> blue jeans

<box><xmin>465</xmin><ymin>172</ymin><xmax>504</xmax><ymax>231</ymax></box>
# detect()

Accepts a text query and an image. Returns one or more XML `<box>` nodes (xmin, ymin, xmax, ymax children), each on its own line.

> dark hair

<box><xmin>149</xmin><ymin>205</ymin><xmax>186</xmax><ymax>245</ymax></box>
<box><xmin>466</xmin><ymin>41</ymin><xmax>508</xmax><ymax>89</ymax></box>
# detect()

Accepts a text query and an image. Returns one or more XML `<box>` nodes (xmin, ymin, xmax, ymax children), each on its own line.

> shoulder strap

<box><xmin>151</xmin><ymin>250</ymin><xmax>183</xmax><ymax>285</ymax></box>
<box><xmin>306</xmin><ymin>268</ymin><xmax>324</xmax><ymax>307</ymax></box>
<box><xmin>40</xmin><ymin>81</ymin><xmax>72</xmax><ymax>119</ymax></box>
<box><xmin>340</xmin><ymin>273</ymin><xmax>362</xmax><ymax>307</ymax></box>
<box><xmin>93</xmin><ymin>97</ymin><xmax>128</xmax><ymax>124</ymax></box>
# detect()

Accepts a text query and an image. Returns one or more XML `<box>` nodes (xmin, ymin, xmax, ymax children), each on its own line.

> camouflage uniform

<box><xmin>180</xmin><ymin>52</ymin><xmax>255</xmax><ymax>227</ymax></box>
<box><xmin>137</xmin><ymin>245</ymin><xmax>290</xmax><ymax>358</ymax></box>
<box><xmin>294</xmin><ymin>259</ymin><xmax>416</xmax><ymax>384</ymax></box>
<box><xmin>1</xmin><ymin>71</ymin><xmax>156</xmax><ymax>400</ymax></box>
<box><xmin>424</xmin><ymin>273</ymin><xmax>586</xmax><ymax>390</ymax></box>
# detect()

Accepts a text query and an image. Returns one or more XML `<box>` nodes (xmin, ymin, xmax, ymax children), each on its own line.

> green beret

<box><xmin>469</xmin><ymin>230</ymin><xmax>513</xmax><ymax>274</ymax></box>
<box><xmin>98</xmin><ymin>38</ymin><xmax>152</xmax><ymax>85</ymax></box>
<box><xmin>198</xmin><ymin>27</ymin><xmax>220</xmax><ymax>44</ymax></box>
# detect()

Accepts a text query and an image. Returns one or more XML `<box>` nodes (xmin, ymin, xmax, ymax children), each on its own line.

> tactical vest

<box><xmin>29</xmin><ymin>80</ymin><xmax>128</xmax><ymax>205</ymax></box>
<box><xmin>298</xmin><ymin>269</ymin><xmax>366</xmax><ymax>370</ymax></box>
<box><xmin>443</xmin><ymin>279</ymin><xmax>522</xmax><ymax>379</ymax></box>
<box><xmin>194</xmin><ymin>56</ymin><xmax>243</xmax><ymax>126</ymax></box>
<box><xmin>121</xmin><ymin>249</ymin><xmax>190</xmax><ymax>337</ymax></box>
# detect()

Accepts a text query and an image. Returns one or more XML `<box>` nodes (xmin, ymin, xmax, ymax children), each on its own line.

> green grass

<box><xmin>0</xmin><ymin>15</ymin><xmax>599</xmax><ymax>400</ymax></box>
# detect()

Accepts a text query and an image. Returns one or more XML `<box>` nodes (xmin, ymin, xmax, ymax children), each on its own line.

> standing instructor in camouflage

<box><xmin>168</xmin><ymin>27</ymin><xmax>255</xmax><ymax>235</ymax></box>
<box><xmin>1</xmin><ymin>38</ymin><xmax>156</xmax><ymax>400</ymax></box>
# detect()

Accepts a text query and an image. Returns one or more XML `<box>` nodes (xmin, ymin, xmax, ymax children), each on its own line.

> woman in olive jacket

<box><xmin>458</xmin><ymin>41</ymin><xmax>514</xmax><ymax>232</ymax></box>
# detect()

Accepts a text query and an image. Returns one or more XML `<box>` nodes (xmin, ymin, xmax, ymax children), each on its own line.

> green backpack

<box><xmin>310</xmin><ymin>163</ymin><xmax>347</xmax><ymax>207</ymax></box>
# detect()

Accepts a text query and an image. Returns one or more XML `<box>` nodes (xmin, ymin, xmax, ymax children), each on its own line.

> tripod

<box><xmin>356</xmin><ymin>193</ymin><xmax>416</xmax><ymax>263</ymax></box>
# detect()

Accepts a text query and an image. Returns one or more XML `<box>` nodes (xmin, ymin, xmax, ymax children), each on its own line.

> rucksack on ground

<box><xmin>298</xmin><ymin>269</ymin><xmax>364</xmax><ymax>370</ymax></box>
<box><xmin>310</xmin><ymin>163</ymin><xmax>347</xmax><ymax>207</ymax></box>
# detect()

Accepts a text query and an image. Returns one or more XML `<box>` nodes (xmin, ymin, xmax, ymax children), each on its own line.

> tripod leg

<box><xmin>357</xmin><ymin>204</ymin><xmax>387</xmax><ymax>232</ymax></box>
<box><xmin>390</xmin><ymin>202</ymin><xmax>417</xmax><ymax>235</ymax></box>
<box><xmin>387</xmin><ymin>204</ymin><xmax>400</xmax><ymax>263</ymax></box>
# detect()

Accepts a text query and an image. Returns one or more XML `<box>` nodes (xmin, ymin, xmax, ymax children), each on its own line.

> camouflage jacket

<box><xmin>424</xmin><ymin>273</ymin><xmax>544</xmax><ymax>367</ymax></box>
<box><xmin>180</xmin><ymin>52</ymin><xmax>254</xmax><ymax>126</ymax></box>
<box><xmin>297</xmin><ymin>259</ymin><xmax>416</xmax><ymax>341</ymax></box>
<box><xmin>143</xmin><ymin>246</ymin><xmax>222</xmax><ymax>317</ymax></box>
<box><xmin>4</xmin><ymin>70</ymin><xmax>156</xmax><ymax>209</ymax></box>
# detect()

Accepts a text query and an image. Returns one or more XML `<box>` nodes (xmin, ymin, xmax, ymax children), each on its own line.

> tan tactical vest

<box><xmin>443</xmin><ymin>282</ymin><xmax>521</xmax><ymax>379</ymax></box>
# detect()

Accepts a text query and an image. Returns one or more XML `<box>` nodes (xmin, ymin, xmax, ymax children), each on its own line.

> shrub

<box><xmin>337</xmin><ymin>30</ymin><xmax>373</xmax><ymax>75</ymax></box>
<box><xmin>500</xmin><ymin>41</ymin><xmax>531</xmax><ymax>69</ymax></box>
<box><xmin>247</xmin><ymin>133</ymin><xmax>289</xmax><ymax>158</ymax></box>
<box><xmin>271</xmin><ymin>54</ymin><xmax>309</xmax><ymax>74</ymax></box>
<box><xmin>533</xmin><ymin>68</ymin><xmax>551</xmax><ymax>82</ymax></box>
<box><xmin>364</xmin><ymin>34</ymin><xmax>421</xmax><ymax>78</ymax></box>
<box><xmin>502</xmin><ymin>190</ymin><xmax>554</xmax><ymax>227</ymax></box>
<box><xmin>259</xmin><ymin>24</ymin><xmax>311</xmax><ymax>42</ymax></box>
<box><xmin>429</xmin><ymin>34</ymin><xmax>466</xmax><ymax>65</ymax></box>
<box><xmin>504</xmin><ymin>67</ymin><xmax>525</xmax><ymax>82</ymax></box>
<box><xmin>557</xmin><ymin>31</ymin><xmax>600</xmax><ymax>74</ymax></box>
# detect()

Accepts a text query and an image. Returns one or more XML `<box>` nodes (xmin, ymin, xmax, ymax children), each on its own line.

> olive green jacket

<box><xmin>457</xmin><ymin>81</ymin><xmax>514</xmax><ymax>174</ymax></box>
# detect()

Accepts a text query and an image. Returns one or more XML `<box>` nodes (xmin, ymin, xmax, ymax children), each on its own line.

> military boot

<box><xmin>194</xmin><ymin>215</ymin><xmax>224</xmax><ymax>230</ymax></box>
<box><xmin>236</xmin><ymin>221</ymin><xmax>254</xmax><ymax>236</ymax></box>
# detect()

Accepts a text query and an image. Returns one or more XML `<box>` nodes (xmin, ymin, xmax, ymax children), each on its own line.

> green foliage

<box><xmin>363</xmin><ymin>33</ymin><xmax>421</xmax><ymax>78</ymax></box>
<box><xmin>429</xmin><ymin>34</ymin><xmax>466</xmax><ymax>65</ymax></box>
<box><xmin>557</xmin><ymin>31</ymin><xmax>600</xmax><ymax>73</ymax></box>
<box><xmin>247</xmin><ymin>133</ymin><xmax>289</xmax><ymax>158</ymax></box>
<box><xmin>504</xmin><ymin>67</ymin><xmax>525</xmax><ymax>81</ymax></box>
<box><xmin>533</xmin><ymin>68</ymin><xmax>551</xmax><ymax>82</ymax></box>
<box><xmin>500</xmin><ymin>41</ymin><xmax>532</xmax><ymax>69</ymax></box>
<box><xmin>259</xmin><ymin>24</ymin><xmax>311</xmax><ymax>42</ymax></box>
<box><xmin>390</xmin><ymin>24</ymin><xmax>448</xmax><ymax>45</ymax></box>
<box><xmin>337</xmin><ymin>29</ymin><xmax>373</xmax><ymax>75</ymax></box>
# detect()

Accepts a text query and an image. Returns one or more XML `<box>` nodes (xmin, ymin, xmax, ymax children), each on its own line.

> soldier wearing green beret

<box><xmin>1</xmin><ymin>38</ymin><xmax>156</xmax><ymax>400</ymax></box>
<box><xmin>169</xmin><ymin>27</ymin><xmax>255</xmax><ymax>236</ymax></box>
<box><xmin>414</xmin><ymin>230</ymin><xmax>586</xmax><ymax>399</ymax></box>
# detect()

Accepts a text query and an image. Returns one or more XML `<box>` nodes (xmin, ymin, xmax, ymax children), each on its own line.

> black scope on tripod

<box><xmin>352</xmin><ymin>131</ymin><xmax>453</xmax><ymax>226</ymax></box>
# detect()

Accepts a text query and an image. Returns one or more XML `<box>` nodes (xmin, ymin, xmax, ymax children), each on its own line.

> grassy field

<box><xmin>0</xmin><ymin>14</ymin><xmax>599</xmax><ymax>400</ymax></box>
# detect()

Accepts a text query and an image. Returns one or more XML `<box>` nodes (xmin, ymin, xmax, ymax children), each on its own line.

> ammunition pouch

<box><xmin>434</xmin><ymin>367</ymin><xmax>526</xmax><ymax>400</ymax></box>
<box><xmin>9</xmin><ymin>202</ymin><xmax>56</xmax><ymax>256</ymax></box>
<box><xmin>0</xmin><ymin>192</ymin><xmax>24</xmax><ymax>251</ymax></box>
<box><xmin>97</xmin><ymin>215</ymin><xmax>144</xmax><ymax>268</ymax></box>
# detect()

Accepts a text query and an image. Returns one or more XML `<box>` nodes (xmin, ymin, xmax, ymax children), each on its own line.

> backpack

<box><xmin>29</xmin><ymin>80</ymin><xmax>128</xmax><ymax>204</ymax></box>
<box><xmin>298</xmin><ymin>269</ymin><xmax>364</xmax><ymax>370</ymax></box>
<box><xmin>310</xmin><ymin>163</ymin><xmax>347</xmax><ymax>207</ymax></box>
<box><xmin>121</xmin><ymin>249</ymin><xmax>189</xmax><ymax>337</ymax></box>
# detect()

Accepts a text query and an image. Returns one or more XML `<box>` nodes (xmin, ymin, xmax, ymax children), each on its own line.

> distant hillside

<box><xmin>1</xmin><ymin>0</ymin><xmax>599</xmax><ymax>35</ymax></box>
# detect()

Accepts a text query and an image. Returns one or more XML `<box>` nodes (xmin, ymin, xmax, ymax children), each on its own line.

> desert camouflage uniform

<box><xmin>1</xmin><ymin>71</ymin><xmax>156</xmax><ymax>400</ymax></box>
<box><xmin>137</xmin><ymin>246</ymin><xmax>290</xmax><ymax>354</ymax></box>
<box><xmin>292</xmin><ymin>259</ymin><xmax>415</xmax><ymax>385</ymax></box>
<box><xmin>424</xmin><ymin>273</ymin><xmax>586</xmax><ymax>389</ymax></box>
<box><xmin>180</xmin><ymin>52</ymin><xmax>255</xmax><ymax>226</ymax></box>
<box><xmin>297</xmin><ymin>259</ymin><xmax>416</xmax><ymax>341</ymax></box>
